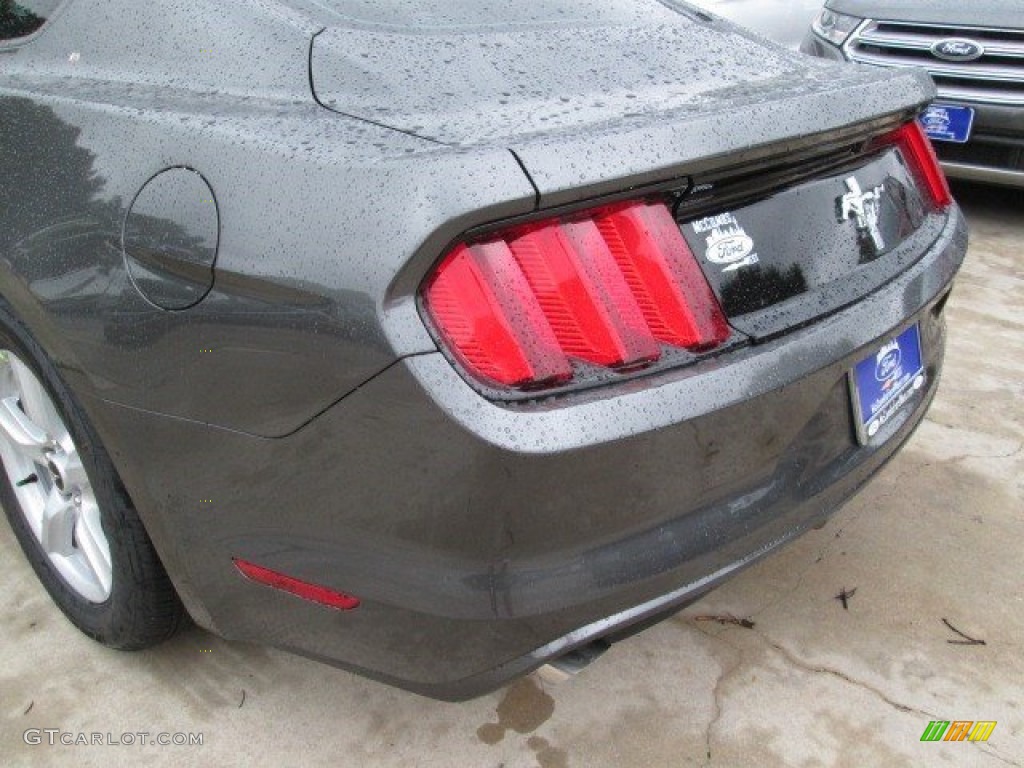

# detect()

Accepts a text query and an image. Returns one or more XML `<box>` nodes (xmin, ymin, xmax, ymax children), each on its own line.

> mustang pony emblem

<box><xmin>838</xmin><ymin>176</ymin><xmax>886</xmax><ymax>253</ymax></box>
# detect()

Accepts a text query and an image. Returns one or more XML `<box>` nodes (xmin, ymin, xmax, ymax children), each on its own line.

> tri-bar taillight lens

<box><xmin>422</xmin><ymin>201</ymin><xmax>730</xmax><ymax>391</ymax></box>
<box><xmin>881</xmin><ymin>120</ymin><xmax>953</xmax><ymax>210</ymax></box>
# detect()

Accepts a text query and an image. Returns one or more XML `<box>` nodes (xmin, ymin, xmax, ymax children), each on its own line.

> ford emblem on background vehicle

<box><xmin>930</xmin><ymin>38</ymin><xmax>985</xmax><ymax>62</ymax></box>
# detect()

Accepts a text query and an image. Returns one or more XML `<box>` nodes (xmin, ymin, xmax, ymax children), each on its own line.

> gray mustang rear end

<box><xmin>0</xmin><ymin>0</ymin><xmax>966</xmax><ymax>699</ymax></box>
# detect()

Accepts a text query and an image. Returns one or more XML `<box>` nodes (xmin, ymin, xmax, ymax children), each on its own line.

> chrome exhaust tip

<box><xmin>534</xmin><ymin>640</ymin><xmax>610</xmax><ymax>685</ymax></box>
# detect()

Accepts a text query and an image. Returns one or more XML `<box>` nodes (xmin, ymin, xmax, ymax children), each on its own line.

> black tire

<box><xmin>0</xmin><ymin>303</ymin><xmax>185</xmax><ymax>649</ymax></box>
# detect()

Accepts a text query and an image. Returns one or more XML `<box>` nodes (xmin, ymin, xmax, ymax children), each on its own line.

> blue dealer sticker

<box><xmin>920</xmin><ymin>104</ymin><xmax>975</xmax><ymax>144</ymax></box>
<box><xmin>850</xmin><ymin>325</ymin><xmax>926</xmax><ymax>443</ymax></box>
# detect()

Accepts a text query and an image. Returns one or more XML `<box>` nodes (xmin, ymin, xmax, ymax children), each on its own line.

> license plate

<box><xmin>920</xmin><ymin>104</ymin><xmax>975</xmax><ymax>144</ymax></box>
<box><xmin>849</xmin><ymin>325</ymin><xmax>926</xmax><ymax>444</ymax></box>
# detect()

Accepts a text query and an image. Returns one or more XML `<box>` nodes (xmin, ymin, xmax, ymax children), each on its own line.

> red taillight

<box><xmin>507</xmin><ymin>221</ymin><xmax>660</xmax><ymax>368</ymax></box>
<box><xmin>886</xmin><ymin>121</ymin><xmax>953</xmax><ymax>210</ymax></box>
<box><xmin>233</xmin><ymin>558</ymin><xmax>361</xmax><ymax>611</ymax></box>
<box><xmin>423</xmin><ymin>242</ymin><xmax>571</xmax><ymax>387</ymax></box>
<box><xmin>595</xmin><ymin>204</ymin><xmax>731</xmax><ymax>350</ymax></box>
<box><xmin>423</xmin><ymin>201</ymin><xmax>730</xmax><ymax>391</ymax></box>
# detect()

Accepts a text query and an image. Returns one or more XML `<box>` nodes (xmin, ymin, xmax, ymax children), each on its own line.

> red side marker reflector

<box><xmin>233</xmin><ymin>558</ymin><xmax>361</xmax><ymax>611</ymax></box>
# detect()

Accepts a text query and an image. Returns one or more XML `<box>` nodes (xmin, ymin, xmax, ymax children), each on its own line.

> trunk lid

<box><xmin>310</xmin><ymin>2</ymin><xmax>800</xmax><ymax>147</ymax></box>
<box><xmin>307</xmin><ymin>1</ymin><xmax>944</xmax><ymax>343</ymax></box>
<box><xmin>309</xmin><ymin>0</ymin><xmax>935</xmax><ymax>203</ymax></box>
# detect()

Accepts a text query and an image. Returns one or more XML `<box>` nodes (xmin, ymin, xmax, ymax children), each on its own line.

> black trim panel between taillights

<box><xmin>417</xmin><ymin>117</ymin><xmax>953</xmax><ymax>403</ymax></box>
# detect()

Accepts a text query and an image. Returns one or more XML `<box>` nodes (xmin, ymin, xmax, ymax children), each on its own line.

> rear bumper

<box><xmin>84</xmin><ymin>209</ymin><xmax>967</xmax><ymax>700</ymax></box>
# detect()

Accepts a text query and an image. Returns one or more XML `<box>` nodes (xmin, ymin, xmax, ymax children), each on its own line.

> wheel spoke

<box><xmin>75</xmin><ymin>506</ymin><xmax>112</xmax><ymax>596</ymax></box>
<box><xmin>0</xmin><ymin>395</ymin><xmax>50</xmax><ymax>453</ymax></box>
<box><xmin>57</xmin><ymin>449</ymin><xmax>89</xmax><ymax>491</ymax></box>
<box><xmin>40</xmin><ymin>488</ymin><xmax>76</xmax><ymax>557</ymax></box>
<box><xmin>9</xmin><ymin>357</ymin><xmax>69</xmax><ymax>446</ymax></box>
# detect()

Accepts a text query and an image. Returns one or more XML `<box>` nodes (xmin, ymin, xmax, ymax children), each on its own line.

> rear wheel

<box><xmin>0</xmin><ymin>309</ymin><xmax>184</xmax><ymax>649</ymax></box>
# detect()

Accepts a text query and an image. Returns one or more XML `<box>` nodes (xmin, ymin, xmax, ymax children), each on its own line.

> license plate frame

<box><xmin>849</xmin><ymin>324</ymin><xmax>926</xmax><ymax>445</ymax></box>
<box><xmin>920</xmin><ymin>103</ymin><xmax>975</xmax><ymax>144</ymax></box>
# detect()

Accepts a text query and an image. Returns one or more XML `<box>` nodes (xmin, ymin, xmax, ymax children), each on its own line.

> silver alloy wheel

<box><xmin>0</xmin><ymin>350</ymin><xmax>112</xmax><ymax>602</ymax></box>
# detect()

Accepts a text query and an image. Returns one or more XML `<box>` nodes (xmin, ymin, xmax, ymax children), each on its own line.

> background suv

<box><xmin>802</xmin><ymin>1</ymin><xmax>1024</xmax><ymax>189</ymax></box>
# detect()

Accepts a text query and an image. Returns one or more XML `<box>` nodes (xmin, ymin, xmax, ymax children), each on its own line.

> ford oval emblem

<box><xmin>706</xmin><ymin>233</ymin><xmax>754</xmax><ymax>266</ymax></box>
<box><xmin>931</xmin><ymin>38</ymin><xmax>985</xmax><ymax>62</ymax></box>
